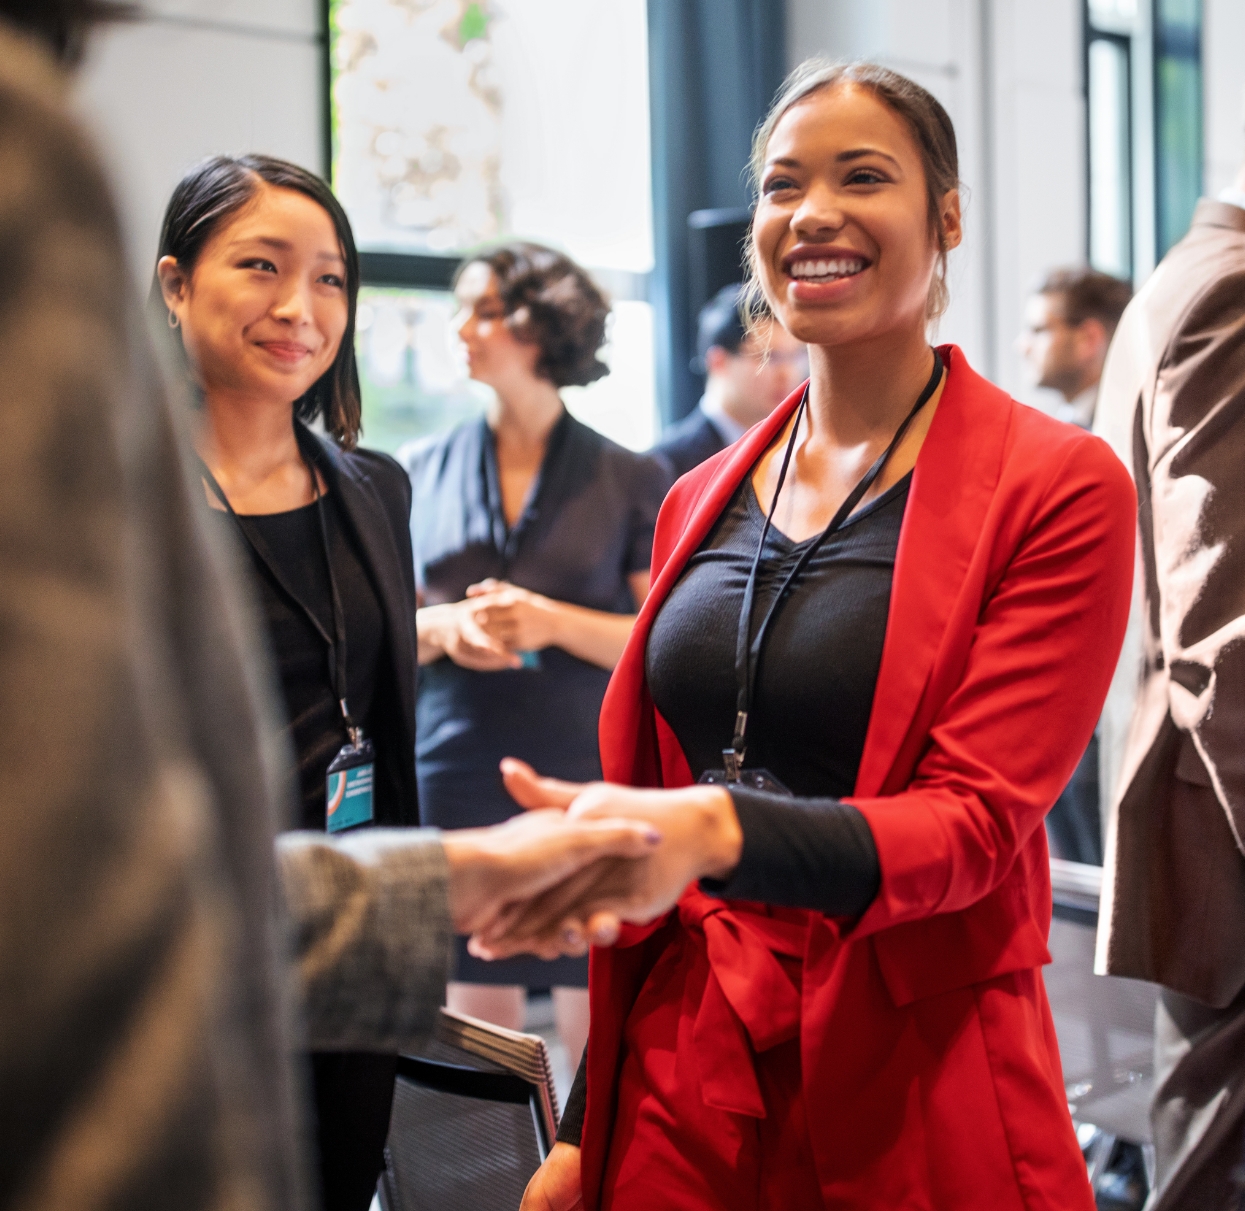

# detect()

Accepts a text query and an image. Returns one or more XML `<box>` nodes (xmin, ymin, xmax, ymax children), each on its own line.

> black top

<box><xmin>225</xmin><ymin>498</ymin><xmax>385</xmax><ymax>831</ymax></box>
<box><xmin>558</xmin><ymin>468</ymin><xmax>910</xmax><ymax>1147</ymax></box>
<box><xmin>652</xmin><ymin>407</ymin><xmax>727</xmax><ymax>480</ymax></box>
<box><xmin>403</xmin><ymin>411</ymin><xmax>671</xmax><ymax>829</ymax></box>
<box><xmin>647</xmin><ymin>471</ymin><xmax>909</xmax><ymax>797</ymax></box>
<box><xmin>209</xmin><ymin>424</ymin><xmax>420</xmax><ymax>830</ymax></box>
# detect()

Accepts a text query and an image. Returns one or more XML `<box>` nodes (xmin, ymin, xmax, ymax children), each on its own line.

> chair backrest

<box><xmin>378</xmin><ymin>1009</ymin><xmax>560</xmax><ymax>1211</ymax></box>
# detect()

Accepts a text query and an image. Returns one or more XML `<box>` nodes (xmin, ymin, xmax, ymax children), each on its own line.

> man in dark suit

<box><xmin>653</xmin><ymin>283</ymin><xmax>806</xmax><ymax>479</ymax></box>
<box><xmin>1095</xmin><ymin>174</ymin><xmax>1245</xmax><ymax>1210</ymax></box>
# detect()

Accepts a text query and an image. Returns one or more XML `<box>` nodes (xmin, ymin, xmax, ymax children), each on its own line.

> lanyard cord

<box><xmin>727</xmin><ymin>351</ymin><xmax>944</xmax><ymax>776</ymax></box>
<box><xmin>198</xmin><ymin>441</ymin><xmax>358</xmax><ymax>742</ymax></box>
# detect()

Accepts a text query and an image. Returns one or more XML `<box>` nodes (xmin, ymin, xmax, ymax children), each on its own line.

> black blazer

<box><xmin>299</xmin><ymin>423</ymin><xmax>419</xmax><ymax>827</ymax></box>
<box><xmin>652</xmin><ymin>407</ymin><xmax>726</xmax><ymax>480</ymax></box>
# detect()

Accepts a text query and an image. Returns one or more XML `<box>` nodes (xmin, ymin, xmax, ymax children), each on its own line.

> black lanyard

<box><xmin>724</xmin><ymin>351</ymin><xmax>944</xmax><ymax>779</ymax></box>
<box><xmin>199</xmin><ymin>441</ymin><xmax>359</xmax><ymax>743</ymax></box>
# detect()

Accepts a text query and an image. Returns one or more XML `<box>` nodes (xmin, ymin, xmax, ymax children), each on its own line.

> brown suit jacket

<box><xmin>1096</xmin><ymin>199</ymin><xmax>1245</xmax><ymax>1008</ymax></box>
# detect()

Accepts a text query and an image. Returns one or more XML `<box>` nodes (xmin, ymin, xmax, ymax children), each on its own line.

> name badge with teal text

<box><xmin>327</xmin><ymin>734</ymin><xmax>375</xmax><ymax>833</ymax></box>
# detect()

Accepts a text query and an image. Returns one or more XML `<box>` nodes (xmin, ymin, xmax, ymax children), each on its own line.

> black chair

<box><xmin>378</xmin><ymin>1009</ymin><xmax>560</xmax><ymax>1211</ymax></box>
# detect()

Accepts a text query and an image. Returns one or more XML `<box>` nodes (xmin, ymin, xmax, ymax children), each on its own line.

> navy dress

<box><xmin>402</xmin><ymin>410</ymin><xmax>670</xmax><ymax>985</ymax></box>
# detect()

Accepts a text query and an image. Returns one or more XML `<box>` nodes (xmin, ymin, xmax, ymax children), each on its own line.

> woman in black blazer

<box><xmin>154</xmin><ymin>154</ymin><xmax>414</xmax><ymax>1211</ymax></box>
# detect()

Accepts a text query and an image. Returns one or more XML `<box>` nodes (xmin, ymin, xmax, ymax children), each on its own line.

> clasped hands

<box><xmin>443</xmin><ymin>759</ymin><xmax>744</xmax><ymax>960</ymax></box>
<box><xmin>420</xmin><ymin>579</ymin><xmax>555</xmax><ymax>671</ymax></box>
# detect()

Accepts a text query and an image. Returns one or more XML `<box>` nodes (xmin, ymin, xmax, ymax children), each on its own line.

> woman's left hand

<box><xmin>466</xmin><ymin>579</ymin><xmax>559</xmax><ymax>653</ymax></box>
<box><xmin>468</xmin><ymin>759</ymin><xmax>744</xmax><ymax>959</ymax></box>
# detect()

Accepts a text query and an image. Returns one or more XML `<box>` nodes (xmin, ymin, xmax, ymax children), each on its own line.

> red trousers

<box><xmin>600</xmin><ymin>898</ymin><xmax>825</xmax><ymax>1210</ymax></box>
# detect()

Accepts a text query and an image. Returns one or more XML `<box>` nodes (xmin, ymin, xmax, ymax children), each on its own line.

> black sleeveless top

<box><xmin>647</xmin><ymin>471</ymin><xmax>911</xmax><ymax>797</ymax></box>
<box><xmin>216</xmin><ymin>497</ymin><xmax>385</xmax><ymax>831</ymax></box>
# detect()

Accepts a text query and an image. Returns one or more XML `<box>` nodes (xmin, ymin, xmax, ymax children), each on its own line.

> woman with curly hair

<box><xmin>401</xmin><ymin>243</ymin><xmax>671</xmax><ymax>1059</ymax></box>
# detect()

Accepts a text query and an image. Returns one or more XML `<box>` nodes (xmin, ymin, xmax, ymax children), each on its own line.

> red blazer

<box><xmin>583</xmin><ymin>348</ymin><xmax>1136</xmax><ymax>1209</ymax></box>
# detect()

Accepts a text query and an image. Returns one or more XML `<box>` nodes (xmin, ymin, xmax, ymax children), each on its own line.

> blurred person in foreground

<box><xmin>1093</xmin><ymin>159</ymin><xmax>1245</xmax><ymax>1211</ymax></box>
<box><xmin>1016</xmin><ymin>266</ymin><xmax>1132</xmax><ymax>868</ymax></box>
<box><xmin>653</xmin><ymin>282</ymin><xmax>808</xmax><ymax>479</ymax></box>
<box><xmin>0</xmin><ymin>4</ymin><xmax>660</xmax><ymax>1209</ymax></box>
<box><xmin>401</xmin><ymin>244</ymin><xmax>670</xmax><ymax>1065</ymax></box>
<box><xmin>1016</xmin><ymin>265</ymin><xmax>1133</xmax><ymax>432</ymax></box>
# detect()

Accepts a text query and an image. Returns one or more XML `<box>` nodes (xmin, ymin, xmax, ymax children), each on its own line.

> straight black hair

<box><xmin>152</xmin><ymin>154</ymin><xmax>364</xmax><ymax>448</ymax></box>
<box><xmin>0</xmin><ymin>0</ymin><xmax>135</xmax><ymax>65</ymax></box>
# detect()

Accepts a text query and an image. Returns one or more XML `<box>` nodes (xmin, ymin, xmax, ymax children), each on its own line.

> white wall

<box><xmin>73</xmin><ymin>0</ymin><xmax>323</xmax><ymax>289</ymax></box>
<box><xmin>788</xmin><ymin>0</ymin><xmax>1086</xmax><ymax>411</ymax></box>
<box><xmin>1204</xmin><ymin>0</ymin><xmax>1245</xmax><ymax>197</ymax></box>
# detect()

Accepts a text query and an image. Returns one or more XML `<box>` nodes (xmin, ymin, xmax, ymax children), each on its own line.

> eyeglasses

<box><xmin>1021</xmin><ymin>319</ymin><xmax>1071</xmax><ymax>337</ymax></box>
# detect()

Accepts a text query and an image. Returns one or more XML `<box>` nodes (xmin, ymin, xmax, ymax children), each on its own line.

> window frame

<box><xmin>1151</xmin><ymin>0</ymin><xmax>1204</xmax><ymax>260</ymax></box>
<box><xmin>1085</xmin><ymin>27</ymin><xmax>1135</xmax><ymax>279</ymax></box>
<box><xmin>1083</xmin><ymin>3</ymin><xmax>1137</xmax><ymax>281</ymax></box>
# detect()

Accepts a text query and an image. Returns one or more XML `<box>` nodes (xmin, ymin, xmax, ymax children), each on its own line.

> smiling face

<box><xmin>452</xmin><ymin>261</ymin><xmax>543</xmax><ymax>391</ymax></box>
<box><xmin>158</xmin><ymin>183</ymin><xmax>349</xmax><ymax>406</ymax></box>
<box><xmin>752</xmin><ymin>82</ymin><xmax>961</xmax><ymax>351</ymax></box>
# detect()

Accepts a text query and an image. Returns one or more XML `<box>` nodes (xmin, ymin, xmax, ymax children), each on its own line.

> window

<box><xmin>1085</xmin><ymin>0</ymin><xmax>1135</xmax><ymax>278</ymax></box>
<box><xmin>1153</xmin><ymin>0</ymin><xmax>1203</xmax><ymax>258</ymax></box>
<box><xmin>329</xmin><ymin>0</ymin><xmax>656</xmax><ymax>453</ymax></box>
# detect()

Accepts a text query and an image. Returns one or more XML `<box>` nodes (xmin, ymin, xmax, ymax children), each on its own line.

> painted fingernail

<box><xmin>562</xmin><ymin>925</ymin><xmax>582</xmax><ymax>944</ymax></box>
<box><xmin>645</xmin><ymin>828</ymin><xmax>662</xmax><ymax>845</ymax></box>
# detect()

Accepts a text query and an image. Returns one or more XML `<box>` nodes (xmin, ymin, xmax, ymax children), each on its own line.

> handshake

<box><xmin>440</xmin><ymin>759</ymin><xmax>745</xmax><ymax>957</ymax></box>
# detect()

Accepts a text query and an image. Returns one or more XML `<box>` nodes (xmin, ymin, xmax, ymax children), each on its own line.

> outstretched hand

<box><xmin>466</xmin><ymin>759</ymin><xmax>743</xmax><ymax>959</ymax></box>
<box><xmin>440</xmin><ymin>809</ymin><xmax>661</xmax><ymax>947</ymax></box>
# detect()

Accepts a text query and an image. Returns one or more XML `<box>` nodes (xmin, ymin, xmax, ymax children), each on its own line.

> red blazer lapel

<box><xmin>854</xmin><ymin>347</ymin><xmax>1013</xmax><ymax>796</ymax></box>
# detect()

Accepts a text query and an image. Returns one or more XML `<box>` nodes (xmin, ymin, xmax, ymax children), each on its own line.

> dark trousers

<box><xmin>1149</xmin><ymin>984</ymin><xmax>1245</xmax><ymax>1211</ymax></box>
<box><xmin>1047</xmin><ymin>733</ymin><xmax>1102</xmax><ymax>866</ymax></box>
<box><xmin>309</xmin><ymin>1051</ymin><xmax>397</xmax><ymax>1211</ymax></box>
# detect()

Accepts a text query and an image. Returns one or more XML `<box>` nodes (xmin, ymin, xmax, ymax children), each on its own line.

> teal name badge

<box><xmin>326</xmin><ymin>735</ymin><xmax>375</xmax><ymax>833</ymax></box>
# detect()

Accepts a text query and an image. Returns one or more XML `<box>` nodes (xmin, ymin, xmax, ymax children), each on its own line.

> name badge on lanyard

<box><xmin>327</xmin><ymin>731</ymin><xmax>376</xmax><ymax>833</ymax></box>
<box><xmin>699</xmin><ymin>353</ymin><xmax>943</xmax><ymax>797</ymax></box>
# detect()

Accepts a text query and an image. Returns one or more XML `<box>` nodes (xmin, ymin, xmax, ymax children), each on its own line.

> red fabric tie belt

<box><xmin>677</xmin><ymin>890</ymin><xmax>809</xmax><ymax>1118</ymax></box>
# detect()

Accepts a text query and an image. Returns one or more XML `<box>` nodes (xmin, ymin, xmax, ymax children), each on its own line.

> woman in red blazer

<box><xmin>501</xmin><ymin>60</ymin><xmax>1136</xmax><ymax>1211</ymax></box>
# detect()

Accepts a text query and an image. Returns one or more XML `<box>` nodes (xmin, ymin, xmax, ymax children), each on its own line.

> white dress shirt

<box><xmin>1054</xmin><ymin>383</ymin><xmax>1098</xmax><ymax>430</ymax></box>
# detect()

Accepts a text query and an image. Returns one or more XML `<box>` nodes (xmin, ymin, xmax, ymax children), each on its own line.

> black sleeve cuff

<box><xmin>555</xmin><ymin>1046</ymin><xmax>588</xmax><ymax>1146</ymax></box>
<box><xmin>700</xmin><ymin>786</ymin><xmax>881</xmax><ymax>917</ymax></box>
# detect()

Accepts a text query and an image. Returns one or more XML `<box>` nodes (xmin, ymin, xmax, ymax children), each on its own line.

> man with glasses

<box><xmin>653</xmin><ymin>283</ymin><xmax>808</xmax><ymax>480</ymax></box>
<box><xmin>1017</xmin><ymin>266</ymin><xmax>1133</xmax><ymax>432</ymax></box>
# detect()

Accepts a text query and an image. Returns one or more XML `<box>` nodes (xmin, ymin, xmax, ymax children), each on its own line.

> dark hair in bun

<box><xmin>457</xmin><ymin>242</ymin><xmax>611</xmax><ymax>388</ymax></box>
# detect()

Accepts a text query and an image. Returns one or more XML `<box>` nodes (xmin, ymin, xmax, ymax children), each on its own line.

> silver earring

<box><xmin>167</xmin><ymin>310</ymin><xmax>180</xmax><ymax>329</ymax></box>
